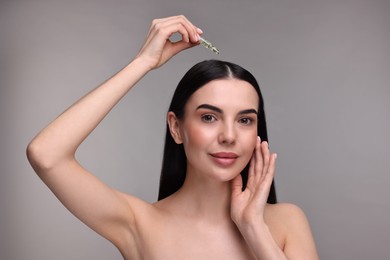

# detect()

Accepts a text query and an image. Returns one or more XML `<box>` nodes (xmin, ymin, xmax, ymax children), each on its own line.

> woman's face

<box><xmin>171</xmin><ymin>78</ymin><xmax>259</xmax><ymax>182</ymax></box>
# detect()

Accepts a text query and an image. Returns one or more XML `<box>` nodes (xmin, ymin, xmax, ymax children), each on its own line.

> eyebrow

<box><xmin>196</xmin><ymin>104</ymin><xmax>258</xmax><ymax>116</ymax></box>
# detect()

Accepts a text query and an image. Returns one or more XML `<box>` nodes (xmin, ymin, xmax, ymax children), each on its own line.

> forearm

<box><xmin>27</xmin><ymin>15</ymin><xmax>201</xmax><ymax>173</ymax></box>
<box><xmin>239</xmin><ymin>222</ymin><xmax>288</xmax><ymax>260</ymax></box>
<box><xmin>27</xmin><ymin>57</ymin><xmax>151</xmax><ymax>170</ymax></box>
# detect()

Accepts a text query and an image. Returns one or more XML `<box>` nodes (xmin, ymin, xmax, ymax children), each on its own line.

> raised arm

<box><xmin>26</xmin><ymin>15</ymin><xmax>202</xmax><ymax>250</ymax></box>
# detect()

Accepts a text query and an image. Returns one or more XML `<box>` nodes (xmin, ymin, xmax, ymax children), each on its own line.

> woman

<box><xmin>27</xmin><ymin>15</ymin><xmax>318</xmax><ymax>259</ymax></box>
<box><xmin>158</xmin><ymin>59</ymin><xmax>277</xmax><ymax>203</ymax></box>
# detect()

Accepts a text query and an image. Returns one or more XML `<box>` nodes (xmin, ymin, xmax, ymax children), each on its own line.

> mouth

<box><xmin>210</xmin><ymin>152</ymin><xmax>238</xmax><ymax>158</ymax></box>
<box><xmin>210</xmin><ymin>152</ymin><xmax>238</xmax><ymax>167</ymax></box>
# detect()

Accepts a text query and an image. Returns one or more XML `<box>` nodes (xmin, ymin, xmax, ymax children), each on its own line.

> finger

<box><xmin>169</xmin><ymin>23</ymin><xmax>191</xmax><ymax>43</ymax></box>
<box><xmin>144</xmin><ymin>17</ymin><xmax>172</xmax><ymax>45</ymax></box>
<box><xmin>173</xmin><ymin>15</ymin><xmax>201</xmax><ymax>43</ymax></box>
<box><xmin>154</xmin><ymin>15</ymin><xmax>200</xmax><ymax>43</ymax></box>
<box><xmin>164</xmin><ymin>40</ymin><xmax>195</xmax><ymax>59</ymax></box>
<box><xmin>258</xmin><ymin>153</ymin><xmax>277</xmax><ymax>197</ymax></box>
<box><xmin>254</xmin><ymin>137</ymin><xmax>263</xmax><ymax>183</ymax></box>
<box><xmin>231</xmin><ymin>174</ymin><xmax>243</xmax><ymax>198</ymax></box>
<box><xmin>251</xmin><ymin>152</ymin><xmax>276</xmax><ymax>206</ymax></box>
<box><xmin>267</xmin><ymin>153</ymin><xmax>277</xmax><ymax>179</ymax></box>
<box><xmin>141</xmin><ymin>21</ymin><xmax>193</xmax><ymax>58</ymax></box>
<box><xmin>246</xmin><ymin>154</ymin><xmax>255</xmax><ymax>190</ymax></box>
<box><xmin>142</xmin><ymin>16</ymin><xmax>191</xmax><ymax>51</ymax></box>
<box><xmin>260</xmin><ymin>141</ymin><xmax>270</xmax><ymax>181</ymax></box>
<box><xmin>155</xmin><ymin>19</ymin><xmax>190</xmax><ymax>42</ymax></box>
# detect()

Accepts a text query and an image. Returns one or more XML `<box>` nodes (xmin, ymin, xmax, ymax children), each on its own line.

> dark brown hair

<box><xmin>158</xmin><ymin>60</ymin><xmax>276</xmax><ymax>204</ymax></box>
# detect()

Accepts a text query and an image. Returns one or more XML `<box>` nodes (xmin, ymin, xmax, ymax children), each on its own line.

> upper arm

<box><xmin>33</xmin><ymin>157</ymin><xmax>138</xmax><ymax>247</ymax></box>
<box><xmin>281</xmin><ymin>203</ymin><xmax>319</xmax><ymax>259</ymax></box>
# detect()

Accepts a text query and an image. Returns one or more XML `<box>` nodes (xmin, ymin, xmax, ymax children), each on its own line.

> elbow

<box><xmin>26</xmin><ymin>139</ymin><xmax>57</xmax><ymax>174</ymax></box>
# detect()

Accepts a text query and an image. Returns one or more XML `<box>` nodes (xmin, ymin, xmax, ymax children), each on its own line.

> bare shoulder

<box><xmin>265</xmin><ymin>203</ymin><xmax>319</xmax><ymax>259</ymax></box>
<box><xmin>263</xmin><ymin>203</ymin><xmax>306</xmax><ymax>245</ymax></box>
<box><xmin>265</xmin><ymin>202</ymin><xmax>308</xmax><ymax>224</ymax></box>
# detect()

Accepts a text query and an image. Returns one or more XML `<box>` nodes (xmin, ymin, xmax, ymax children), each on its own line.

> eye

<box><xmin>239</xmin><ymin>117</ymin><xmax>254</xmax><ymax>125</ymax></box>
<box><xmin>201</xmin><ymin>114</ymin><xmax>217</xmax><ymax>123</ymax></box>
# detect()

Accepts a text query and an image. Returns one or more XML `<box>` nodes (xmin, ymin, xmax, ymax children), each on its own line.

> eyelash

<box><xmin>239</xmin><ymin>117</ymin><xmax>254</xmax><ymax>125</ymax></box>
<box><xmin>201</xmin><ymin>114</ymin><xmax>255</xmax><ymax>125</ymax></box>
<box><xmin>201</xmin><ymin>114</ymin><xmax>217</xmax><ymax>123</ymax></box>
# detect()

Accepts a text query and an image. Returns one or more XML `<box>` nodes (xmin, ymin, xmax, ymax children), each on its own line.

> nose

<box><xmin>218</xmin><ymin>122</ymin><xmax>236</xmax><ymax>145</ymax></box>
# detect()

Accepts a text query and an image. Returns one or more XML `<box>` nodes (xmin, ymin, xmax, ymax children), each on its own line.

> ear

<box><xmin>167</xmin><ymin>111</ymin><xmax>183</xmax><ymax>144</ymax></box>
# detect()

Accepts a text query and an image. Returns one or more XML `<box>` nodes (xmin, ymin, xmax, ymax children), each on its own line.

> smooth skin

<box><xmin>27</xmin><ymin>15</ymin><xmax>318</xmax><ymax>259</ymax></box>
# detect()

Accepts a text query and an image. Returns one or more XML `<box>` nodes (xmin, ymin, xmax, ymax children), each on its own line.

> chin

<box><xmin>209</xmin><ymin>167</ymin><xmax>245</xmax><ymax>183</ymax></box>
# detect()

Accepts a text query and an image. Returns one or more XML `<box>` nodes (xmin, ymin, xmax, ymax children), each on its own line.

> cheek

<box><xmin>242</xmin><ymin>131</ymin><xmax>257</xmax><ymax>156</ymax></box>
<box><xmin>181</xmin><ymin>123</ymin><xmax>214</xmax><ymax>150</ymax></box>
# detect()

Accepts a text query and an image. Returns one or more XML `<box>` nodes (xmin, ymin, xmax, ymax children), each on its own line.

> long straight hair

<box><xmin>158</xmin><ymin>60</ymin><xmax>277</xmax><ymax>203</ymax></box>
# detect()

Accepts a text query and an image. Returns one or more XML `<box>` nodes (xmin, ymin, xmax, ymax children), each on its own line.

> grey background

<box><xmin>1</xmin><ymin>0</ymin><xmax>389</xmax><ymax>259</ymax></box>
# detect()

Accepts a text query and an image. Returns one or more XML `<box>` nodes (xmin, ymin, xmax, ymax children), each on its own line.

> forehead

<box><xmin>186</xmin><ymin>78</ymin><xmax>259</xmax><ymax>111</ymax></box>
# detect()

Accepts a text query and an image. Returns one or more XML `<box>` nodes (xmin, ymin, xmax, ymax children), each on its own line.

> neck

<box><xmin>170</xmin><ymin>168</ymin><xmax>234</xmax><ymax>223</ymax></box>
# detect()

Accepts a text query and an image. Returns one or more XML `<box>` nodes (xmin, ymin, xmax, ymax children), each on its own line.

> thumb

<box><xmin>156</xmin><ymin>41</ymin><xmax>196</xmax><ymax>68</ymax></box>
<box><xmin>231</xmin><ymin>174</ymin><xmax>243</xmax><ymax>198</ymax></box>
<box><xmin>168</xmin><ymin>41</ymin><xmax>197</xmax><ymax>56</ymax></box>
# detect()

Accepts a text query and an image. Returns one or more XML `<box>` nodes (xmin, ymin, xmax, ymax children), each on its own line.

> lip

<box><xmin>210</xmin><ymin>152</ymin><xmax>238</xmax><ymax>158</ymax></box>
<box><xmin>210</xmin><ymin>152</ymin><xmax>238</xmax><ymax>167</ymax></box>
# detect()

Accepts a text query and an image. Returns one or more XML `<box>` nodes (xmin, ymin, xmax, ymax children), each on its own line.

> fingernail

<box><xmin>196</xmin><ymin>27</ymin><xmax>203</xmax><ymax>34</ymax></box>
<box><xmin>257</xmin><ymin>136</ymin><xmax>261</xmax><ymax>142</ymax></box>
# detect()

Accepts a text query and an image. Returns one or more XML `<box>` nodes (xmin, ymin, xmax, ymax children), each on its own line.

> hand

<box><xmin>230</xmin><ymin>137</ymin><xmax>277</xmax><ymax>227</ymax></box>
<box><xmin>135</xmin><ymin>15</ymin><xmax>202</xmax><ymax>70</ymax></box>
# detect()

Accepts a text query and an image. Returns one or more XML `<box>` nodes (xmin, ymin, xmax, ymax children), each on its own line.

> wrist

<box><xmin>236</xmin><ymin>220</ymin><xmax>287</xmax><ymax>260</ymax></box>
<box><xmin>130</xmin><ymin>55</ymin><xmax>157</xmax><ymax>73</ymax></box>
<box><xmin>233</xmin><ymin>212</ymin><xmax>265</xmax><ymax>231</ymax></box>
<box><xmin>236</xmin><ymin>218</ymin><xmax>269</xmax><ymax>238</ymax></box>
